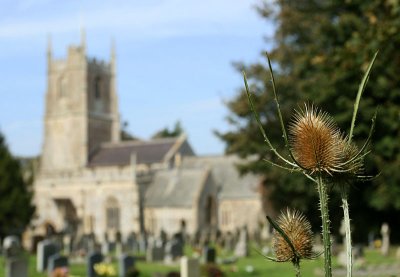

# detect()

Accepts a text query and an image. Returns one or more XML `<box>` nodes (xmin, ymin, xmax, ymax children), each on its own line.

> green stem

<box><xmin>341</xmin><ymin>188</ymin><xmax>353</xmax><ymax>277</ymax></box>
<box><xmin>317</xmin><ymin>176</ymin><xmax>332</xmax><ymax>277</ymax></box>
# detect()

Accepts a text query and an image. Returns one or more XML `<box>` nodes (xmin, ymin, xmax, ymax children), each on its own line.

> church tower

<box><xmin>40</xmin><ymin>32</ymin><xmax>120</xmax><ymax>173</ymax></box>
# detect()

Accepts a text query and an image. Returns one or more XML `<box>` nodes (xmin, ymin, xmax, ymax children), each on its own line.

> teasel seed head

<box><xmin>289</xmin><ymin>104</ymin><xmax>344</xmax><ymax>175</ymax></box>
<box><xmin>272</xmin><ymin>208</ymin><xmax>314</xmax><ymax>262</ymax></box>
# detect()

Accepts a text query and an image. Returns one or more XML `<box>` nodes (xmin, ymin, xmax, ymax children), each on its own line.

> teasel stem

<box><xmin>293</xmin><ymin>259</ymin><xmax>301</xmax><ymax>277</ymax></box>
<box><xmin>317</xmin><ymin>175</ymin><xmax>332</xmax><ymax>277</ymax></box>
<box><xmin>341</xmin><ymin>188</ymin><xmax>352</xmax><ymax>277</ymax></box>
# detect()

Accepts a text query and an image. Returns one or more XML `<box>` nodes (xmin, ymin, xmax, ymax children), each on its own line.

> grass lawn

<box><xmin>0</xmin><ymin>247</ymin><xmax>398</xmax><ymax>277</ymax></box>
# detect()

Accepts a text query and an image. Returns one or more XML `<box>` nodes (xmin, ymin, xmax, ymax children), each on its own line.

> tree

<box><xmin>218</xmin><ymin>1</ymin><xmax>400</xmax><ymax>241</ymax></box>
<box><xmin>152</xmin><ymin>121</ymin><xmax>184</xmax><ymax>139</ymax></box>
<box><xmin>0</xmin><ymin>132</ymin><xmax>35</xmax><ymax>238</ymax></box>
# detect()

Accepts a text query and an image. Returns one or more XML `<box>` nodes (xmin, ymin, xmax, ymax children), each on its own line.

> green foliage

<box><xmin>0</xmin><ymin>132</ymin><xmax>35</xmax><ymax>238</ymax></box>
<box><xmin>152</xmin><ymin>120</ymin><xmax>184</xmax><ymax>139</ymax></box>
<box><xmin>217</xmin><ymin>1</ymin><xmax>400</xmax><ymax>241</ymax></box>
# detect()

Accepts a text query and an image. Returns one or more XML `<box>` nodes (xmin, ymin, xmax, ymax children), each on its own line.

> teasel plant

<box><xmin>262</xmin><ymin>208</ymin><xmax>317</xmax><ymax>277</ymax></box>
<box><xmin>244</xmin><ymin>52</ymin><xmax>378</xmax><ymax>277</ymax></box>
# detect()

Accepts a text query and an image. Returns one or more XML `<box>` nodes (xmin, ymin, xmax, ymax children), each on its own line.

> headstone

<box><xmin>224</xmin><ymin>232</ymin><xmax>235</xmax><ymax>252</ymax></box>
<box><xmin>146</xmin><ymin>243</ymin><xmax>165</xmax><ymax>262</ymax></box>
<box><xmin>87</xmin><ymin>252</ymin><xmax>103</xmax><ymax>277</ymax></box>
<box><xmin>164</xmin><ymin>239</ymin><xmax>183</xmax><ymax>263</ymax></box>
<box><xmin>5</xmin><ymin>257</ymin><xmax>28</xmax><ymax>277</ymax></box>
<box><xmin>368</xmin><ymin>232</ymin><xmax>375</xmax><ymax>249</ymax></box>
<box><xmin>119</xmin><ymin>254</ymin><xmax>135</xmax><ymax>277</ymax></box>
<box><xmin>47</xmin><ymin>254</ymin><xmax>68</xmax><ymax>276</ymax></box>
<box><xmin>180</xmin><ymin>256</ymin><xmax>200</xmax><ymax>277</ymax></box>
<box><xmin>2</xmin><ymin>236</ymin><xmax>21</xmax><ymax>258</ymax></box>
<box><xmin>381</xmin><ymin>223</ymin><xmax>390</xmax><ymax>256</ymax></box>
<box><xmin>234</xmin><ymin>227</ymin><xmax>249</xmax><ymax>257</ymax></box>
<box><xmin>160</xmin><ymin>229</ymin><xmax>168</xmax><ymax>247</ymax></box>
<box><xmin>138</xmin><ymin>237</ymin><xmax>147</xmax><ymax>253</ymax></box>
<box><xmin>203</xmin><ymin>247</ymin><xmax>216</xmax><ymax>264</ymax></box>
<box><xmin>37</xmin><ymin>240</ymin><xmax>58</xmax><ymax>272</ymax></box>
<box><xmin>63</xmin><ymin>235</ymin><xmax>72</xmax><ymax>256</ymax></box>
<box><xmin>101</xmin><ymin>241</ymin><xmax>111</xmax><ymax>256</ymax></box>
<box><xmin>115</xmin><ymin>241</ymin><xmax>123</xmax><ymax>257</ymax></box>
<box><xmin>395</xmin><ymin>246</ymin><xmax>400</xmax><ymax>260</ymax></box>
<box><xmin>170</xmin><ymin>240</ymin><xmax>183</xmax><ymax>259</ymax></box>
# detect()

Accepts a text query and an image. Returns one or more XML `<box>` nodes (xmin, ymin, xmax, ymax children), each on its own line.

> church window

<box><xmin>94</xmin><ymin>76</ymin><xmax>102</xmax><ymax>99</ymax></box>
<box><xmin>105</xmin><ymin>197</ymin><xmax>120</xmax><ymax>230</ymax></box>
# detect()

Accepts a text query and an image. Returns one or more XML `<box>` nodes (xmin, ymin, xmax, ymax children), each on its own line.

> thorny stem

<box><xmin>341</xmin><ymin>188</ymin><xmax>353</xmax><ymax>277</ymax></box>
<box><xmin>293</xmin><ymin>260</ymin><xmax>301</xmax><ymax>277</ymax></box>
<box><xmin>317</xmin><ymin>175</ymin><xmax>332</xmax><ymax>277</ymax></box>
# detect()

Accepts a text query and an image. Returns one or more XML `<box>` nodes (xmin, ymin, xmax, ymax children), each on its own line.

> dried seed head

<box><xmin>289</xmin><ymin>104</ymin><xmax>343</xmax><ymax>175</ymax></box>
<box><xmin>272</xmin><ymin>208</ymin><xmax>313</xmax><ymax>262</ymax></box>
<box><xmin>332</xmin><ymin>138</ymin><xmax>365</xmax><ymax>183</ymax></box>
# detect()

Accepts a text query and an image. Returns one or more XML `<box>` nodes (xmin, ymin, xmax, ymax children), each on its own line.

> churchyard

<box><xmin>1</xmin><ymin>227</ymin><xmax>400</xmax><ymax>277</ymax></box>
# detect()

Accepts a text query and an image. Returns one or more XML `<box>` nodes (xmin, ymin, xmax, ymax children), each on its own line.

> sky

<box><xmin>0</xmin><ymin>0</ymin><xmax>273</xmax><ymax>157</ymax></box>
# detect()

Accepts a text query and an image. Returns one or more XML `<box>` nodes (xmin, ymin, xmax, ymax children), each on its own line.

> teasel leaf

<box><xmin>349</xmin><ymin>51</ymin><xmax>378</xmax><ymax>142</ymax></box>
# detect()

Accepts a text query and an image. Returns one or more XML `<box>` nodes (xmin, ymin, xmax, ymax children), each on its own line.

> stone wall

<box><xmin>218</xmin><ymin>198</ymin><xmax>262</xmax><ymax>233</ymax></box>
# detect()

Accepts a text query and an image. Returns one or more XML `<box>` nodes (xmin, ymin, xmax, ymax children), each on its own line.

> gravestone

<box><xmin>224</xmin><ymin>232</ymin><xmax>235</xmax><ymax>252</ymax></box>
<box><xmin>37</xmin><ymin>240</ymin><xmax>58</xmax><ymax>272</ymax></box>
<box><xmin>380</xmin><ymin>223</ymin><xmax>390</xmax><ymax>256</ymax></box>
<box><xmin>2</xmin><ymin>236</ymin><xmax>21</xmax><ymax>258</ymax></box>
<box><xmin>395</xmin><ymin>246</ymin><xmax>400</xmax><ymax>260</ymax></box>
<box><xmin>126</xmin><ymin>232</ymin><xmax>137</xmax><ymax>252</ymax></box>
<box><xmin>180</xmin><ymin>256</ymin><xmax>200</xmax><ymax>277</ymax></box>
<box><xmin>87</xmin><ymin>252</ymin><xmax>103</xmax><ymax>277</ymax></box>
<box><xmin>160</xmin><ymin>229</ymin><xmax>168</xmax><ymax>247</ymax></box>
<box><xmin>164</xmin><ymin>239</ymin><xmax>183</xmax><ymax>263</ymax></box>
<box><xmin>5</xmin><ymin>257</ymin><xmax>28</xmax><ymax>277</ymax></box>
<box><xmin>234</xmin><ymin>227</ymin><xmax>249</xmax><ymax>257</ymax></box>
<box><xmin>115</xmin><ymin>241</ymin><xmax>123</xmax><ymax>257</ymax></box>
<box><xmin>47</xmin><ymin>254</ymin><xmax>68</xmax><ymax>276</ymax></box>
<box><xmin>138</xmin><ymin>236</ymin><xmax>147</xmax><ymax>253</ymax></box>
<box><xmin>63</xmin><ymin>235</ymin><xmax>72</xmax><ymax>256</ymax></box>
<box><xmin>146</xmin><ymin>243</ymin><xmax>165</xmax><ymax>262</ymax></box>
<box><xmin>203</xmin><ymin>247</ymin><xmax>216</xmax><ymax>264</ymax></box>
<box><xmin>119</xmin><ymin>254</ymin><xmax>135</xmax><ymax>277</ymax></box>
<box><xmin>101</xmin><ymin>241</ymin><xmax>111</xmax><ymax>256</ymax></box>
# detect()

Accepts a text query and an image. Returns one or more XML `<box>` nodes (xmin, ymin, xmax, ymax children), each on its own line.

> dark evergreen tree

<box><xmin>217</xmin><ymin>1</ymin><xmax>400</xmax><ymax>241</ymax></box>
<box><xmin>0</xmin><ymin>132</ymin><xmax>35</xmax><ymax>238</ymax></box>
<box><xmin>152</xmin><ymin>121</ymin><xmax>184</xmax><ymax>139</ymax></box>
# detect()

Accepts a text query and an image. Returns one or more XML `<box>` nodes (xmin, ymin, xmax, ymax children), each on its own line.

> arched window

<box><xmin>94</xmin><ymin>76</ymin><xmax>101</xmax><ymax>99</ymax></box>
<box><xmin>105</xmin><ymin>196</ymin><xmax>120</xmax><ymax>230</ymax></box>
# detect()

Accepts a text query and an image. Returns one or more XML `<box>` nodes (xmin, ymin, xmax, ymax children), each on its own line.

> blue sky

<box><xmin>0</xmin><ymin>0</ymin><xmax>273</xmax><ymax>157</ymax></box>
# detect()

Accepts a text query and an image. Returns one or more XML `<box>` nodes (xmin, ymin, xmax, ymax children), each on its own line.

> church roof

<box><xmin>88</xmin><ymin>136</ymin><xmax>186</xmax><ymax>167</ymax></box>
<box><xmin>181</xmin><ymin>155</ymin><xmax>260</xmax><ymax>200</ymax></box>
<box><xmin>145</xmin><ymin>168</ymin><xmax>210</xmax><ymax>208</ymax></box>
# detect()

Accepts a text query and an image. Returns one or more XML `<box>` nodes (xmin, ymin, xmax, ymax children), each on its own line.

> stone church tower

<box><xmin>41</xmin><ymin>32</ymin><xmax>120</xmax><ymax>172</ymax></box>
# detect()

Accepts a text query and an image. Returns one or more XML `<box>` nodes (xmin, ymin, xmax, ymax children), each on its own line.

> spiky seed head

<box><xmin>331</xmin><ymin>138</ymin><xmax>365</xmax><ymax>183</ymax></box>
<box><xmin>289</xmin><ymin>104</ymin><xmax>343</xmax><ymax>175</ymax></box>
<box><xmin>272</xmin><ymin>208</ymin><xmax>314</xmax><ymax>262</ymax></box>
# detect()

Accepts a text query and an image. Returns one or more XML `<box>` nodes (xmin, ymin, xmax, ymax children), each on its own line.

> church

<box><xmin>33</xmin><ymin>34</ymin><xmax>262</xmax><ymax>243</ymax></box>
